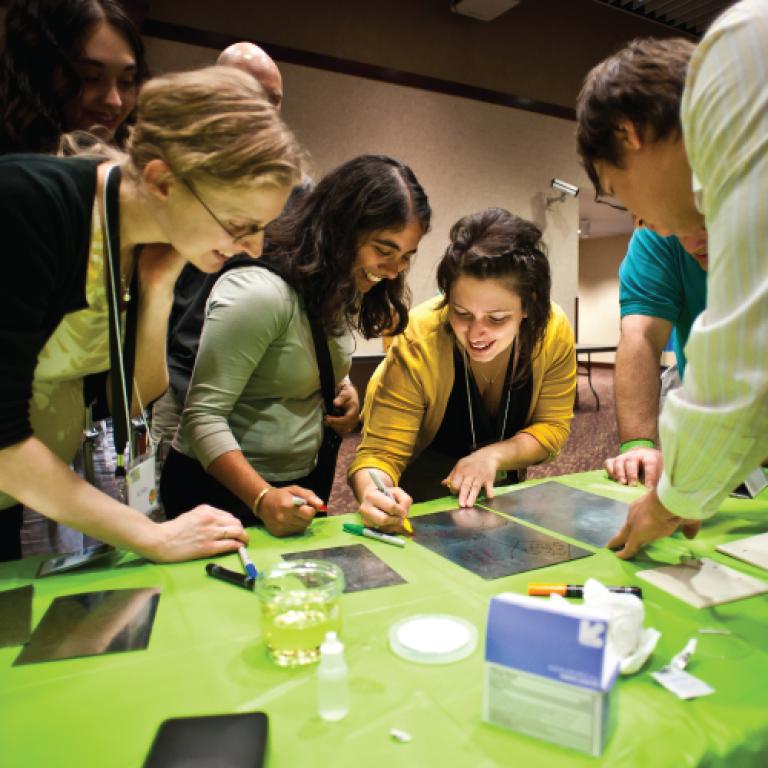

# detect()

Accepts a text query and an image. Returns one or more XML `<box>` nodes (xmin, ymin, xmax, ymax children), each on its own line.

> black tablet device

<box><xmin>143</xmin><ymin>711</ymin><xmax>268</xmax><ymax>768</ymax></box>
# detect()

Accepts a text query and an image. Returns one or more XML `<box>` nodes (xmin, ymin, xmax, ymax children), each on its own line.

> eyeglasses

<box><xmin>594</xmin><ymin>193</ymin><xmax>628</xmax><ymax>212</ymax></box>
<box><xmin>179</xmin><ymin>176</ymin><xmax>265</xmax><ymax>244</ymax></box>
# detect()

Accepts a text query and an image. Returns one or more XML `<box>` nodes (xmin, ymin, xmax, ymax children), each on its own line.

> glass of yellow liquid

<box><xmin>256</xmin><ymin>560</ymin><xmax>344</xmax><ymax>667</ymax></box>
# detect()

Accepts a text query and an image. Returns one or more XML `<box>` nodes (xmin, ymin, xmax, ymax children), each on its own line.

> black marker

<box><xmin>206</xmin><ymin>563</ymin><xmax>255</xmax><ymax>591</ymax></box>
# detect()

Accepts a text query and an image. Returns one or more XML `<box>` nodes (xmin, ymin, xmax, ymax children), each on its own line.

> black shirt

<box><xmin>0</xmin><ymin>154</ymin><xmax>100</xmax><ymax>448</ymax></box>
<box><xmin>430</xmin><ymin>344</ymin><xmax>532</xmax><ymax>459</ymax></box>
<box><xmin>399</xmin><ymin>343</ymin><xmax>533</xmax><ymax>502</ymax></box>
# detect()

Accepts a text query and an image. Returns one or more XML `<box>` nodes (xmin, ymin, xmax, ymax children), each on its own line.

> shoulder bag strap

<box><xmin>308</xmin><ymin>315</ymin><xmax>337</xmax><ymax>415</ymax></box>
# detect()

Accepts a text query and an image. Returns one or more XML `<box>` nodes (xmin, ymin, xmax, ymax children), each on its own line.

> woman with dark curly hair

<box><xmin>0</xmin><ymin>0</ymin><xmax>148</xmax><ymax>153</ymax></box>
<box><xmin>160</xmin><ymin>154</ymin><xmax>431</xmax><ymax>537</ymax></box>
<box><xmin>350</xmin><ymin>208</ymin><xmax>576</xmax><ymax>529</ymax></box>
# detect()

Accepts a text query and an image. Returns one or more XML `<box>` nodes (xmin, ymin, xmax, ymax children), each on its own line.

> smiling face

<box><xmin>448</xmin><ymin>275</ymin><xmax>526</xmax><ymax>363</ymax></box>
<box><xmin>166</xmin><ymin>176</ymin><xmax>291</xmax><ymax>272</ymax></box>
<box><xmin>594</xmin><ymin>123</ymin><xmax>704</xmax><ymax>238</ymax></box>
<box><xmin>352</xmin><ymin>217</ymin><xmax>424</xmax><ymax>293</ymax></box>
<box><xmin>63</xmin><ymin>20</ymin><xmax>138</xmax><ymax>140</ymax></box>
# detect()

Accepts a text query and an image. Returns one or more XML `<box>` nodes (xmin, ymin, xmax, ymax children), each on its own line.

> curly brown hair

<box><xmin>436</xmin><ymin>208</ymin><xmax>551</xmax><ymax>383</ymax></box>
<box><xmin>260</xmin><ymin>154</ymin><xmax>431</xmax><ymax>338</ymax></box>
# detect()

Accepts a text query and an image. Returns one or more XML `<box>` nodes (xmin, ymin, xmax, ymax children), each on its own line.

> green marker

<box><xmin>343</xmin><ymin>522</ymin><xmax>405</xmax><ymax>548</ymax></box>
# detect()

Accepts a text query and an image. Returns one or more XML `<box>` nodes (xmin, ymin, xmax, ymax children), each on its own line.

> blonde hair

<box><xmin>126</xmin><ymin>66</ymin><xmax>302</xmax><ymax>188</ymax></box>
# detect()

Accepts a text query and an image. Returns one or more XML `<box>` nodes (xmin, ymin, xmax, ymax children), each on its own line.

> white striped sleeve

<box><xmin>657</xmin><ymin>0</ymin><xmax>768</xmax><ymax>519</ymax></box>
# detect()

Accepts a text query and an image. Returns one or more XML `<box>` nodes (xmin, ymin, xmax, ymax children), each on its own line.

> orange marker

<box><xmin>528</xmin><ymin>583</ymin><xmax>642</xmax><ymax>598</ymax></box>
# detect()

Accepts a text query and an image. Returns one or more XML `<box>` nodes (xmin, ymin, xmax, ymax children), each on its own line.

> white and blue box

<box><xmin>482</xmin><ymin>593</ymin><xmax>619</xmax><ymax>756</ymax></box>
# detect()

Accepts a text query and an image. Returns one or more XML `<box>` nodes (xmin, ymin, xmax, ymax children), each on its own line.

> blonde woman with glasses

<box><xmin>0</xmin><ymin>65</ymin><xmax>302</xmax><ymax>562</ymax></box>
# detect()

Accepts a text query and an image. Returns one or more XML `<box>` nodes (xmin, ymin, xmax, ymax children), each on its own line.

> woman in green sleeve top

<box><xmin>350</xmin><ymin>208</ymin><xmax>577</xmax><ymax>531</ymax></box>
<box><xmin>160</xmin><ymin>155</ymin><xmax>431</xmax><ymax>538</ymax></box>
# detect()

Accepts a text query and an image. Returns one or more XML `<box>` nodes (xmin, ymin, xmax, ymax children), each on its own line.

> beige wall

<box><xmin>145</xmin><ymin>37</ymin><xmax>582</xmax><ymax>354</ymax></box>
<box><xmin>578</xmin><ymin>234</ymin><xmax>629</xmax><ymax>364</ymax></box>
<box><xmin>578</xmin><ymin>233</ymin><xmax>675</xmax><ymax>367</ymax></box>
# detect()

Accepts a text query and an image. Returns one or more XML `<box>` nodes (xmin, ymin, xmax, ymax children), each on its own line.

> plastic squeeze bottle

<box><xmin>317</xmin><ymin>631</ymin><xmax>349</xmax><ymax>721</ymax></box>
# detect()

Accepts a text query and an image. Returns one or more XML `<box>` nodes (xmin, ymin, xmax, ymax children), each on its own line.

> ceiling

<box><xmin>591</xmin><ymin>0</ymin><xmax>735</xmax><ymax>38</ymax></box>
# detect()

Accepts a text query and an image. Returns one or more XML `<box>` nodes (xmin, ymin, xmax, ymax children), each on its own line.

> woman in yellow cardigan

<box><xmin>349</xmin><ymin>208</ymin><xmax>576</xmax><ymax>531</ymax></box>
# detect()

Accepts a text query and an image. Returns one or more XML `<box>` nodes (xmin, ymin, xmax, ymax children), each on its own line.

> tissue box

<box><xmin>482</xmin><ymin>593</ymin><xmax>619</xmax><ymax>757</ymax></box>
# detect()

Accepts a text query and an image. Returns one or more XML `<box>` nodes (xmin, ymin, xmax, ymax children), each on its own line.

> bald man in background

<box><xmin>218</xmin><ymin>42</ymin><xmax>283</xmax><ymax>108</ymax></box>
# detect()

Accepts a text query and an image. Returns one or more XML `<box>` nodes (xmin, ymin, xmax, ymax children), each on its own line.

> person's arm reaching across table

<box><xmin>349</xmin><ymin>345</ymin><xmax>419</xmax><ymax>533</ymax></box>
<box><xmin>0</xmin><ymin>436</ymin><xmax>248</xmax><ymax>561</ymax></box>
<box><xmin>604</xmin><ymin>313</ymin><xmax>670</xmax><ymax>488</ymax></box>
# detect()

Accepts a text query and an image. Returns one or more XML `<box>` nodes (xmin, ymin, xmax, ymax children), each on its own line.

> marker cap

<box><xmin>343</xmin><ymin>522</ymin><xmax>365</xmax><ymax>535</ymax></box>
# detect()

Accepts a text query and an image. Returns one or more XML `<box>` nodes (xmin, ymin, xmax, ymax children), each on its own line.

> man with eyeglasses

<box><xmin>602</xmin><ymin>226</ymin><xmax>707</xmax><ymax>490</ymax></box>
<box><xmin>575</xmin><ymin>0</ymin><xmax>768</xmax><ymax>558</ymax></box>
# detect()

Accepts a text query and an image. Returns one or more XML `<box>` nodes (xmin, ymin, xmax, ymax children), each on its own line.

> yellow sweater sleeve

<box><xmin>349</xmin><ymin>336</ymin><xmax>428</xmax><ymax>484</ymax></box>
<box><xmin>519</xmin><ymin>304</ymin><xmax>576</xmax><ymax>459</ymax></box>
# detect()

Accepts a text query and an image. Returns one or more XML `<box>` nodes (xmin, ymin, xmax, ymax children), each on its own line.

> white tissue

<box><xmin>581</xmin><ymin>578</ymin><xmax>660</xmax><ymax>675</ymax></box>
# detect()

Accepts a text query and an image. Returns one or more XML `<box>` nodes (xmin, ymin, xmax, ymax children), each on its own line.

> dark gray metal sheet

<box><xmin>484</xmin><ymin>481</ymin><xmax>628</xmax><ymax>548</ymax></box>
<box><xmin>36</xmin><ymin>544</ymin><xmax>114</xmax><ymax>577</ymax></box>
<box><xmin>14</xmin><ymin>588</ymin><xmax>160</xmax><ymax>665</ymax></box>
<box><xmin>0</xmin><ymin>585</ymin><xmax>33</xmax><ymax>647</ymax></box>
<box><xmin>411</xmin><ymin>507</ymin><xmax>593</xmax><ymax>580</ymax></box>
<box><xmin>282</xmin><ymin>544</ymin><xmax>406</xmax><ymax>593</ymax></box>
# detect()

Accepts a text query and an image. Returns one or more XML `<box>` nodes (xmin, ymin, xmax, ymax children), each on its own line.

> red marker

<box><xmin>292</xmin><ymin>496</ymin><xmax>328</xmax><ymax>513</ymax></box>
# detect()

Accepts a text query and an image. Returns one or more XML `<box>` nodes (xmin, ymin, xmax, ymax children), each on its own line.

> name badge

<box><xmin>127</xmin><ymin>450</ymin><xmax>158</xmax><ymax>515</ymax></box>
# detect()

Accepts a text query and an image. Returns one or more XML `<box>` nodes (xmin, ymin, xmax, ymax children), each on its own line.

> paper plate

<box><xmin>389</xmin><ymin>614</ymin><xmax>478</xmax><ymax>664</ymax></box>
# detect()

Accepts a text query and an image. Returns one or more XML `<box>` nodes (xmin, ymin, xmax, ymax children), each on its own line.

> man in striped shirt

<box><xmin>575</xmin><ymin>0</ymin><xmax>768</xmax><ymax>558</ymax></box>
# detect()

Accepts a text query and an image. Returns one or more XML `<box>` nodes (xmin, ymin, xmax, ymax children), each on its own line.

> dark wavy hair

<box><xmin>576</xmin><ymin>37</ymin><xmax>694</xmax><ymax>194</ymax></box>
<box><xmin>436</xmin><ymin>208</ymin><xmax>551</xmax><ymax>382</ymax></box>
<box><xmin>260</xmin><ymin>154</ymin><xmax>431</xmax><ymax>338</ymax></box>
<box><xmin>0</xmin><ymin>0</ymin><xmax>149</xmax><ymax>154</ymax></box>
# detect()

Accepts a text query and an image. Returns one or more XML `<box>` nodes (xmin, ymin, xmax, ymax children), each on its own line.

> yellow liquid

<box><xmin>262</xmin><ymin>598</ymin><xmax>341</xmax><ymax>667</ymax></box>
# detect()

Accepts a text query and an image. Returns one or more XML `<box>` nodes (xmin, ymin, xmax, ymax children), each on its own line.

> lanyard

<box><xmin>462</xmin><ymin>339</ymin><xmax>517</xmax><ymax>452</ymax></box>
<box><xmin>102</xmin><ymin>164</ymin><xmax>139</xmax><ymax>475</ymax></box>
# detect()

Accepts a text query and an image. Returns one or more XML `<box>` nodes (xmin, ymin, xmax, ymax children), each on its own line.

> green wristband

<box><xmin>620</xmin><ymin>439</ymin><xmax>655</xmax><ymax>454</ymax></box>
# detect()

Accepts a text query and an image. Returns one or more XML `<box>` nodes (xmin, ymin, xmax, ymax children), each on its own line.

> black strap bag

<box><xmin>306</xmin><ymin>314</ymin><xmax>343</xmax><ymax>502</ymax></box>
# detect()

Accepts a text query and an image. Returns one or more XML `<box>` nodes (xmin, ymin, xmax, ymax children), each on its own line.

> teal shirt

<box><xmin>619</xmin><ymin>228</ymin><xmax>707</xmax><ymax>378</ymax></box>
<box><xmin>174</xmin><ymin>267</ymin><xmax>353</xmax><ymax>481</ymax></box>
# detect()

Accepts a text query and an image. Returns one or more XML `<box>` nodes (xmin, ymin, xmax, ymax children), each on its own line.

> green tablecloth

<box><xmin>1</xmin><ymin>471</ymin><xmax>767</xmax><ymax>767</ymax></box>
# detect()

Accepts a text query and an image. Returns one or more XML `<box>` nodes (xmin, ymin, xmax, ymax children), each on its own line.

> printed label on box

<box><xmin>483</xmin><ymin>593</ymin><xmax>619</xmax><ymax>756</ymax></box>
<box><xmin>484</xmin><ymin>662</ymin><xmax>607</xmax><ymax>755</ymax></box>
